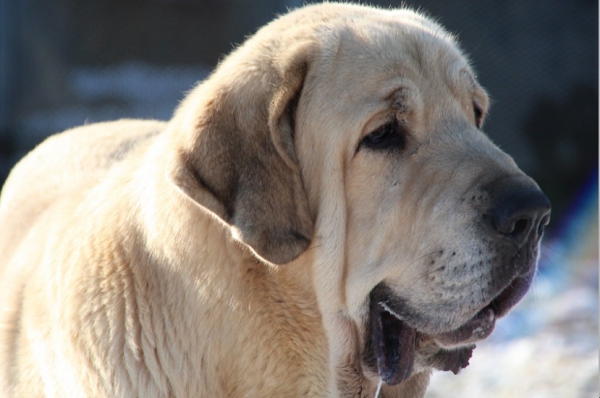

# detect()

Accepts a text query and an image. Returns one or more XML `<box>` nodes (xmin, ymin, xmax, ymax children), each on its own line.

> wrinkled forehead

<box><xmin>299</xmin><ymin>15</ymin><xmax>483</xmax><ymax>137</ymax></box>
<box><xmin>296</xmin><ymin>9</ymin><xmax>487</xmax><ymax>145</ymax></box>
<box><xmin>331</xmin><ymin>17</ymin><xmax>474</xmax><ymax>94</ymax></box>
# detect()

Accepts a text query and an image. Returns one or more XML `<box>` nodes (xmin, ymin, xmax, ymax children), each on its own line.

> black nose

<box><xmin>485</xmin><ymin>181</ymin><xmax>551</xmax><ymax>247</ymax></box>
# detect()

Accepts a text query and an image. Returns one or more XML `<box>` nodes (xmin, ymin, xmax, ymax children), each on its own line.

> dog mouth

<box><xmin>365</xmin><ymin>276</ymin><xmax>533</xmax><ymax>386</ymax></box>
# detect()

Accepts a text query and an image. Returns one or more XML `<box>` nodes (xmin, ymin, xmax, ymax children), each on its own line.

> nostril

<box><xmin>511</xmin><ymin>218</ymin><xmax>530</xmax><ymax>237</ymax></box>
<box><xmin>493</xmin><ymin>214</ymin><xmax>532</xmax><ymax>239</ymax></box>
<box><xmin>484</xmin><ymin>184</ymin><xmax>551</xmax><ymax>247</ymax></box>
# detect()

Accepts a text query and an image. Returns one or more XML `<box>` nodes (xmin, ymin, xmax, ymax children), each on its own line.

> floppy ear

<box><xmin>168</xmin><ymin>41</ymin><xmax>315</xmax><ymax>265</ymax></box>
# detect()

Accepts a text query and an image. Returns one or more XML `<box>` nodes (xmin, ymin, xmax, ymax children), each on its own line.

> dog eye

<box><xmin>361</xmin><ymin>120</ymin><xmax>406</xmax><ymax>151</ymax></box>
<box><xmin>473</xmin><ymin>103</ymin><xmax>483</xmax><ymax>128</ymax></box>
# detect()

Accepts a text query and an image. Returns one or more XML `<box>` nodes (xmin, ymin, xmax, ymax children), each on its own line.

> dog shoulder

<box><xmin>0</xmin><ymin>119</ymin><xmax>166</xmax><ymax>269</ymax></box>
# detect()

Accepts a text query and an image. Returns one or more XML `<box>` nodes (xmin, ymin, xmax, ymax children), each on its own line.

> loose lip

<box><xmin>433</xmin><ymin>274</ymin><xmax>534</xmax><ymax>346</ymax></box>
<box><xmin>366</xmin><ymin>275</ymin><xmax>534</xmax><ymax>386</ymax></box>
<box><xmin>431</xmin><ymin>305</ymin><xmax>495</xmax><ymax>346</ymax></box>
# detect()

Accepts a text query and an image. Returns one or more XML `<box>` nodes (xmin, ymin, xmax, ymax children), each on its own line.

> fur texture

<box><xmin>0</xmin><ymin>3</ymin><xmax>549</xmax><ymax>397</ymax></box>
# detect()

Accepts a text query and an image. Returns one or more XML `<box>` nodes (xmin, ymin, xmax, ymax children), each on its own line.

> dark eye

<box><xmin>361</xmin><ymin>120</ymin><xmax>406</xmax><ymax>151</ymax></box>
<box><xmin>473</xmin><ymin>103</ymin><xmax>483</xmax><ymax>128</ymax></box>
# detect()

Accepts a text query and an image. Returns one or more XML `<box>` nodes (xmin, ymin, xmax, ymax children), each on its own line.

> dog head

<box><xmin>167</xmin><ymin>3</ymin><xmax>550</xmax><ymax>393</ymax></box>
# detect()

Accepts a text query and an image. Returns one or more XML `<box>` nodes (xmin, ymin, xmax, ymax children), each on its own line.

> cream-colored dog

<box><xmin>0</xmin><ymin>3</ymin><xmax>550</xmax><ymax>397</ymax></box>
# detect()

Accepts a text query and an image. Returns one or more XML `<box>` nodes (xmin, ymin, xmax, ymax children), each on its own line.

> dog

<box><xmin>0</xmin><ymin>3</ymin><xmax>550</xmax><ymax>397</ymax></box>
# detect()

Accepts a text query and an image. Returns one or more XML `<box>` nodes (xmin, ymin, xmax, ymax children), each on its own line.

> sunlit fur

<box><xmin>0</xmin><ymin>3</ymin><xmax>544</xmax><ymax>397</ymax></box>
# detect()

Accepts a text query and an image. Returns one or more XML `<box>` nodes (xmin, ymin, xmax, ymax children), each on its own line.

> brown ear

<box><xmin>168</xmin><ymin>41</ymin><xmax>315</xmax><ymax>265</ymax></box>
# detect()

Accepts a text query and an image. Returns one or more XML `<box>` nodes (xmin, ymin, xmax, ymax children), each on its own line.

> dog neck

<box><xmin>127</xmin><ymin>156</ymin><xmax>329</xmax><ymax>394</ymax></box>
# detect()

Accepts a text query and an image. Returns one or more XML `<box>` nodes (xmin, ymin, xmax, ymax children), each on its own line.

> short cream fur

<box><xmin>0</xmin><ymin>3</ymin><xmax>549</xmax><ymax>397</ymax></box>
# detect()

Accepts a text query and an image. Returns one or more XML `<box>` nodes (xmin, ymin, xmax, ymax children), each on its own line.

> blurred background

<box><xmin>0</xmin><ymin>0</ymin><xmax>597</xmax><ymax>396</ymax></box>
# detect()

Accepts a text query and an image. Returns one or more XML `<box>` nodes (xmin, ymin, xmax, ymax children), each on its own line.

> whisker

<box><xmin>410</xmin><ymin>264</ymin><xmax>447</xmax><ymax>284</ymax></box>
<box><xmin>374</xmin><ymin>378</ymin><xmax>383</xmax><ymax>398</ymax></box>
<box><xmin>394</xmin><ymin>249</ymin><xmax>445</xmax><ymax>281</ymax></box>
<box><xmin>539</xmin><ymin>241</ymin><xmax>561</xmax><ymax>256</ymax></box>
